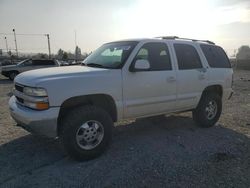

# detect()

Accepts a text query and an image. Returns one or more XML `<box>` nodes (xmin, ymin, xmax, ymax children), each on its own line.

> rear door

<box><xmin>172</xmin><ymin>42</ymin><xmax>208</xmax><ymax>110</ymax></box>
<box><xmin>32</xmin><ymin>60</ymin><xmax>56</xmax><ymax>69</ymax></box>
<box><xmin>32</xmin><ymin>60</ymin><xmax>44</xmax><ymax>69</ymax></box>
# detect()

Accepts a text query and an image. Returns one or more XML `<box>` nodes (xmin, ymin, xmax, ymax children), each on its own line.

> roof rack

<box><xmin>156</xmin><ymin>36</ymin><xmax>215</xmax><ymax>45</ymax></box>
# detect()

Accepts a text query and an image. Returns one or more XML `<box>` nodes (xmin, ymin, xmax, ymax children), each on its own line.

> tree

<box><xmin>57</xmin><ymin>48</ymin><xmax>64</xmax><ymax>59</ymax></box>
<box><xmin>39</xmin><ymin>53</ymin><xmax>48</xmax><ymax>59</ymax></box>
<box><xmin>236</xmin><ymin>45</ymin><xmax>250</xmax><ymax>60</ymax></box>
<box><xmin>62</xmin><ymin>52</ymin><xmax>68</xmax><ymax>60</ymax></box>
<box><xmin>7</xmin><ymin>50</ymin><xmax>12</xmax><ymax>56</ymax></box>
<box><xmin>75</xmin><ymin>46</ymin><xmax>82</xmax><ymax>60</ymax></box>
<box><xmin>32</xmin><ymin>53</ymin><xmax>48</xmax><ymax>59</ymax></box>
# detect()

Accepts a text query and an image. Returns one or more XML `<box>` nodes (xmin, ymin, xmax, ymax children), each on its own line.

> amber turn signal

<box><xmin>36</xmin><ymin>102</ymin><xmax>49</xmax><ymax>110</ymax></box>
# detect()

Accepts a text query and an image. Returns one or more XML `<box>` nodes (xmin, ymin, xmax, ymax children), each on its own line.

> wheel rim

<box><xmin>76</xmin><ymin>120</ymin><xmax>104</xmax><ymax>150</ymax></box>
<box><xmin>205</xmin><ymin>100</ymin><xmax>218</xmax><ymax>120</ymax></box>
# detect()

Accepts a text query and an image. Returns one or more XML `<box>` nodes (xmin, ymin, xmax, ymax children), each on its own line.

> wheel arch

<box><xmin>197</xmin><ymin>84</ymin><xmax>223</xmax><ymax>107</ymax></box>
<box><xmin>57</xmin><ymin>94</ymin><xmax>117</xmax><ymax>136</ymax></box>
<box><xmin>8</xmin><ymin>70</ymin><xmax>19</xmax><ymax>80</ymax></box>
<box><xmin>202</xmin><ymin>85</ymin><xmax>223</xmax><ymax>98</ymax></box>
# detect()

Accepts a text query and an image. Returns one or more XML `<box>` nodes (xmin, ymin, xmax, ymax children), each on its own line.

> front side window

<box><xmin>82</xmin><ymin>41</ymin><xmax>138</xmax><ymax>69</ymax></box>
<box><xmin>133</xmin><ymin>42</ymin><xmax>172</xmax><ymax>71</ymax></box>
<box><xmin>200</xmin><ymin>44</ymin><xmax>231</xmax><ymax>68</ymax></box>
<box><xmin>174</xmin><ymin>43</ymin><xmax>202</xmax><ymax>70</ymax></box>
<box><xmin>22</xmin><ymin>60</ymin><xmax>32</xmax><ymax>66</ymax></box>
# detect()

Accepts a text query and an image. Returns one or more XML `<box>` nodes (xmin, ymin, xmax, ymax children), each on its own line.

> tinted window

<box><xmin>200</xmin><ymin>45</ymin><xmax>231</xmax><ymax>68</ymax></box>
<box><xmin>22</xmin><ymin>60</ymin><xmax>32</xmax><ymax>66</ymax></box>
<box><xmin>32</xmin><ymin>60</ymin><xmax>55</xmax><ymax>66</ymax></box>
<box><xmin>134</xmin><ymin>42</ymin><xmax>172</xmax><ymax>71</ymax></box>
<box><xmin>174</xmin><ymin>44</ymin><xmax>202</xmax><ymax>70</ymax></box>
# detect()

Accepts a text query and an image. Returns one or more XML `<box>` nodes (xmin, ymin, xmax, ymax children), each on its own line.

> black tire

<box><xmin>61</xmin><ymin>105</ymin><xmax>113</xmax><ymax>161</ymax></box>
<box><xmin>9</xmin><ymin>72</ymin><xmax>18</xmax><ymax>81</ymax></box>
<box><xmin>192</xmin><ymin>92</ymin><xmax>222</xmax><ymax>128</ymax></box>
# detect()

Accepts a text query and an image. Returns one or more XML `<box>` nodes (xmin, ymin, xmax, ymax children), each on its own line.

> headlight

<box><xmin>15</xmin><ymin>86</ymin><xmax>49</xmax><ymax>110</ymax></box>
<box><xmin>23</xmin><ymin>87</ymin><xmax>47</xmax><ymax>97</ymax></box>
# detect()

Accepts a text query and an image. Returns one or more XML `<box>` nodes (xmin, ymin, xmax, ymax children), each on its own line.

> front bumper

<box><xmin>9</xmin><ymin>96</ymin><xmax>59</xmax><ymax>138</ymax></box>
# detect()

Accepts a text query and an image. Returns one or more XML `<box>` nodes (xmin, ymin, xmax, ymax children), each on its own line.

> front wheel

<box><xmin>61</xmin><ymin>105</ymin><xmax>113</xmax><ymax>161</ymax></box>
<box><xmin>9</xmin><ymin>72</ymin><xmax>18</xmax><ymax>81</ymax></box>
<box><xmin>192</xmin><ymin>92</ymin><xmax>222</xmax><ymax>128</ymax></box>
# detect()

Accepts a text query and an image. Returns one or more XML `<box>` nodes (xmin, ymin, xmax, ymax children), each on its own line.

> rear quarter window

<box><xmin>200</xmin><ymin>45</ymin><xmax>231</xmax><ymax>68</ymax></box>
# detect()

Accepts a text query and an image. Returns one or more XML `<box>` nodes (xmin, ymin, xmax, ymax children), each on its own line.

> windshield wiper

<box><xmin>86</xmin><ymin>63</ymin><xmax>108</xmax><ymax>68</ymax></box>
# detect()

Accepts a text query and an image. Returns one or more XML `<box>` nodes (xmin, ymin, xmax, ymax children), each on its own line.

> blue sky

<box><xmin>0</xmin><ymin>0</ymin><xmax>250</xmax><ymax>56</ymax></box>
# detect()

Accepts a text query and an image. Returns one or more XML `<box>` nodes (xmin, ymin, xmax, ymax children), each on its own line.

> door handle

<box><xmin>167</xmin><ymin>76</ymin><xmax>176</xmax><ymax>82</ymax></box>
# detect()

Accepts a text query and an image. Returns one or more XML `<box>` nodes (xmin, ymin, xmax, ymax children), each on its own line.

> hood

<box><xmin>1</xmin><ymin>64</ymin><xmax>17</xmax><ymax>70</ymax></box>
<box><xmin>15</xmin><ymin>65</ymin><xmax>109</xmax><ymax>86</ymax></box>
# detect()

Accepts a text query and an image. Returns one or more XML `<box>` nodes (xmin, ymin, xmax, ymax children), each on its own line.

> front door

<box><xmin>18</xmin><ymin>59</ymin><xmax>33</xmax><ymax>72</ymax></box>
<box><xmin>122</xmin><ymin>42</ymin><xmax>177</xmax><ymax>118</ymax></box>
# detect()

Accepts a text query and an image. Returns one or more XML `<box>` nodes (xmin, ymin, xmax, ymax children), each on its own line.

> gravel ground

<box><xmin>0</xmin><ymin>70</ymin><xmax>249</xmax><ymax>188</ymax></box>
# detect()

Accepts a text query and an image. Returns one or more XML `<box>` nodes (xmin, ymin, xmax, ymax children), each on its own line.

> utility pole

<box><xmin>46</xmin><ymin>34</ymin><xmax>51</xmax><ymax>59</ymax></box>
<box><xmin>12</xmin><ymin>29</ymin><xmax>18</xmax><ymax>57</ymax></box>
<box><xmin>234</xmin><ymin>49</ymin><xmax>238</xmax><ymax>70</ymax></box>
<box><xmin>74</xmin><ymin>30</ymin><xmax>77</xmax><ymax>61</ymax></box>
<box><xmin>4</xmin><ymin>37</ymin><xmax>9</xmax><ymax>53</ymax></box>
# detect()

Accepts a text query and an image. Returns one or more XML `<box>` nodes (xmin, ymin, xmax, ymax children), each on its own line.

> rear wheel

<box><xmin>61</xmin><ymin>105</ymin><xmax>113</xmax><ymax>161</ymax></box>
<box><xmin>192</xmin><ymin>92</ymin><xmax>222</xmax><ymax>128</ymax></box>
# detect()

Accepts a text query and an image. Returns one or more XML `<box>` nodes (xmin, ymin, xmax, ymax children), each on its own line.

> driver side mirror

<box><xmin>131</xmin><ymin>59</ymin><xmax>150</xmax><ymax>72</ymax></box>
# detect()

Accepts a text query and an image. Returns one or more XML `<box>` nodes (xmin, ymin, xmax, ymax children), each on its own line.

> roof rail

<box><xmin>156</xmin><ymin>36</ymin><xmax>215</xmax><ymax>45</ymax></box>
<box><xmin>156</xmin><ymin>36</ymin><xmax>179</xmax><ymax>39</ymax></box>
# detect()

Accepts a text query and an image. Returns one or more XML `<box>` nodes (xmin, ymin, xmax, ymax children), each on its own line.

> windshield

<box><xmin>82</xmin><ymin>41</ymin><xmax>138</xmax><ymax>69</ymax></box>
<box><xmin>17</xmin><ymin>59</ymin><xmax>30</xmax><ymax>66</ymax></box>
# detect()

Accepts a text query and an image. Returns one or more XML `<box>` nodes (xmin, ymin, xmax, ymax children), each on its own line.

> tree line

<box><xmin>236</xmin><ymin>45</ymin><xmax>250</xmax><ymax>60</ymax></box>
<box><xmin>33</xmin><ymin>46</ymin><xmax>89</xmax><ymax>60</ymax></box>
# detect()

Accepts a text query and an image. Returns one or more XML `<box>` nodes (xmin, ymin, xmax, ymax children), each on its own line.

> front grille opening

<box><xmin>16</xmin><ymin>96</ymin><xmax>24</xmax><ymax>104</ymax></box>
<box><xmin>15</xmin><ymin>84</ymin><xmax>24</xmax><ymax>92</ymax></box>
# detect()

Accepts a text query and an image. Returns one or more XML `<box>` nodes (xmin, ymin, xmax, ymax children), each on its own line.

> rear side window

<box><xmin>32</xmin><ymin>60</ymin><xmax>55</xmax><ymax>66</ymax></box>
<box><xmin>174</xmin><ymin>44</ymin><xmax>202</xmax><ymax>70</ymax></box>
<box><xmin>200</xmin><ymin>45</ymin><xmax>231</xmax><ymax>68</ymax></box>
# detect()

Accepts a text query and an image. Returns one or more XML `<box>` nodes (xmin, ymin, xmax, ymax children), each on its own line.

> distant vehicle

<box><xmin>68</xmin><ymin>60</ymin><xmax>82</xmax><ymax>66</ymax></box>
<box><xmin>0</xmin><ymin>60</ymin><xmax>14</xmax><ymax>66</ymax></box>
<box><xmin>1</xmin><ymin>59</ymin><xmax>60</xmax><ymax>80</ymax></box>
<box><xmin>58</xmin><ymin>60</ymin><xmax>69</xmax><ymax>66</ymax></box>
<box><xmin>9</xmin><ymin>37</ymin><xmax>233</xmax><ymax>160</ymax></box>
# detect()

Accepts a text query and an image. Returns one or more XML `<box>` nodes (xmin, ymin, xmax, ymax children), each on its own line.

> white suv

<box><xmin>9</xmin><ymin>37</ymin><xmax>233</xmax><ymax>160</ymax></box>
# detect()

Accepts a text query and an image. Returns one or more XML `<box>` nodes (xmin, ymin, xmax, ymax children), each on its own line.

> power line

<box><xmin>0</xmin><ymin>33</ymin><xmax>46</xmax><ymax>36</ymax></box>
<box><xmin>1</xmin><ymin>32</ymin><xmax>51</xmax><ymax>58</ymax></box>
<box><xmin>1</xmin><ymin>48</ymin><xmax>48</xmax><ymax>51</ymax></box>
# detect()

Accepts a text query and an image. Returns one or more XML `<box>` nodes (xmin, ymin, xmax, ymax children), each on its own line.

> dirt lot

<box><xmin>0</xmin><ymin>70</ymin><xmax>249</xmax><ymax>188</ymax></box>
